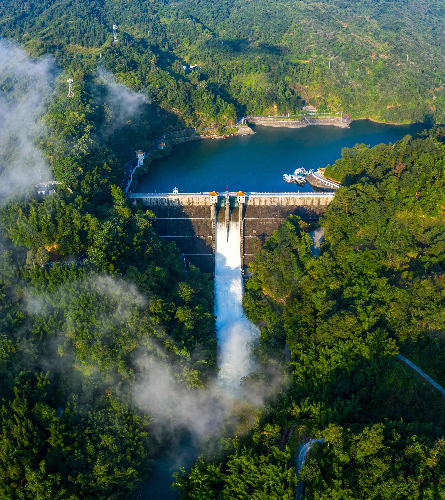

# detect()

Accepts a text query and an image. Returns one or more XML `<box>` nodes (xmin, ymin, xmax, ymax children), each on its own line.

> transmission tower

<box><xmin>113</xmin><ymin>24</ymin><xmax>118</xmax><ymax>43</ymax></box>
<box><xmin>67</xmin><ymin>78</ymin><xmax>74</xmax><ymax>98</ymax></box>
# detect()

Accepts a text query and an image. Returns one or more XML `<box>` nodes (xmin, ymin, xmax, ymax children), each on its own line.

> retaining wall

<box><xmin>249</xmin><ymin>116</ymin><xmax>352</xmax><ymax>128</ymax></box>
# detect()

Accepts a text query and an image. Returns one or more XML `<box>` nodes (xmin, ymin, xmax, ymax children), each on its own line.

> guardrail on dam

<box><xmin>129</xmin><ymin>192</ymin><xmax>335</xmax><ymax>273</ymax></box>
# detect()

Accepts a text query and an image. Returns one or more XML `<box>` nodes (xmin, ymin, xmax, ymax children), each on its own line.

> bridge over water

<box><xmin>129</xmin><ymin>191</ymin><xmax>335</xmax><ymax>273</ymax></box>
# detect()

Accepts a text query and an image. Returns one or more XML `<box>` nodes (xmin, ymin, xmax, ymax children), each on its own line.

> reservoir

<box><xmin>136</xmin><ymin>120</ymin><xmax>428</xmax><ymax>193</ymax></box>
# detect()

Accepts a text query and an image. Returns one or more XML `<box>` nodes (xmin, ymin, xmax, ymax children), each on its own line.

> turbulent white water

<box><xmin>214</xmin><ymin>212</ymin><xmax>260</xmax><ymax>389</ymax></box>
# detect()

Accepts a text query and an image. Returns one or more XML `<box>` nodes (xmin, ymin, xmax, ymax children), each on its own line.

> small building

<box><xmin>136</xmin><ymin>150</ymin><xmax>145</xmax><ymax>165</ymax></box>
<box><xmin>36</xmin><ymin>181</ymin><xmax>62</xmax><ymax>196</ymax></box>
<box><xmin>237</xmin><ymin>191</ymin><xmax>246</xmax><ymax>204</ymax></box>
<box><xmin>209</xmin><ymin>191</ymin><xmax>218</xmax><ymax>204</ymax></box>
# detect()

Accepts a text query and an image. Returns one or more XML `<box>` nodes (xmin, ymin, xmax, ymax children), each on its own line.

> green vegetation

<box><xmin>1</xmin><ymin>0</ymin><xmax>445</xmax><ymax>498</ymax></box>
<box><xmin>1</xmin><ymin>0</ymin><xmax>445</xmax><ymax>125</ymax></box>
<box><xmin>175</xmin><ymin>127</ymin><xmax>445</xmax><ymax>498</ymax></box>
<box><xmin>0</xmin><ymin>38</ymin><xmax>216</xmax><ymax>500</ymax></box>
<box><xmin>301</xmin><ymin>422</ymin><xmax>445</xmax><ymax>499</ymax></box>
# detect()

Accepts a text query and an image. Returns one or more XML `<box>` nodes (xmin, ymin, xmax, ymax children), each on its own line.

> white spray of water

<box><xmin>130</xmin><ymin>210</ymin><xmax>284</xmax><ymax>439</ymax></box>
<box><xmin>309</xmin><ymin>227</ymin><xmax>324</xmax><ymax>257</ymax></box>
<box><xmin>214</xmin><ymin>210</ymin><xmax>260</xmax><ymax>389</ymax></box>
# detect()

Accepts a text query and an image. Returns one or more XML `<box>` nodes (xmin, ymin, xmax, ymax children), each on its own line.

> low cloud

<box><xmin>26</xmin><ymin>269</ymin><xmax>283</xmax><ymax>440</ymax></box>
<box><xmin>310</xmin><ymin>228</ymin><xmax>325</xmax><ymax>257</ymax></box>
<box><xmin>0</xmin><ymin>40</ymin><xmax>56</xmax><ymax>202</ymax></box>
<box><xmin>26</xmin><ymin>273</ymin><xmax>146</xmax><ymax>323</ymax></box>
<box><xmin>133</xmin><ymin>355</ymin><xmax>285</xmax><ymax>440</ymax></box>
<box><xmin>134</xmin><ymin>360</ymin><xmax>234</xmax><ymax>437</ymax></box>
<box><xmin>99</xmin><ymin>68</ymin><xmax>149</xmax><ymax>131</ymax></box>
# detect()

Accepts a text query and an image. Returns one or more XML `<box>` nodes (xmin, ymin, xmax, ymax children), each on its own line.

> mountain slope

<box><xmin>1</xmin><ymin>0</ymin><xmax>445</xmax><ymax>123</ymax></box>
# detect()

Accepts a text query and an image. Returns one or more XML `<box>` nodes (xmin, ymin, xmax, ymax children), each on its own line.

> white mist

<box><xmin>214</xmin><ymin>211</ymin><xmax>260</xmax><ymax>389</ymax></box>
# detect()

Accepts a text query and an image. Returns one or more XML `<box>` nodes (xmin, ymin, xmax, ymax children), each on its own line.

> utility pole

<box><xmin>113</xmin><ymin>24</ymin><xmax>118</xmax><ymax>43</ymax></box>
<box><xmin>329</xmin><ymin>60</ymin><xmax>331</xmax><ymax>70</ymax></box>
<box><xmin>406</xmin><ymin>54</ymin><xmax>409</xmax><ymax>62</ymax></box>
<box><xmin>67</xmin><ymin>78</ymin><xmax>74</xmax><ymax>98</ymax></box>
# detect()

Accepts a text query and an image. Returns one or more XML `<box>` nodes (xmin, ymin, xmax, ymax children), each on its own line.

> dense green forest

<box><xmin>1</xmin><ymin>0</ymin><xmax>445</xmax><ymax>125</ymax></box>
<box><xmin>1</xmin><ymin>0</ymin><xmax>445</xmax><ymax>498</ymax></box>
<box><xmin>0</xmin><ymin>37</ymin><xmax>217</xmax><ymax>500</ymax></box>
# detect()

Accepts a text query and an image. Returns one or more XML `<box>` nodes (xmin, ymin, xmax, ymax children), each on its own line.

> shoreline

<box><xmin>353</xmin><ymin>117</ymin><xmax>430</xmax><ymax>127</ymax></box>
<box><xmin>127</xmin><ymin>118</ymin><xmax>428</xmax><ymax>191</ymax></box>
<box><xmin>128</xmin><ymin>125</ymin><xmax>255</xmax><ymax>191</ymax></box>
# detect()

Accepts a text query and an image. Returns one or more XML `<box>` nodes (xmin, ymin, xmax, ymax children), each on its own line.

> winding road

<box><xmin>295</xmin><ymin>354</ymin><xmax>445</xmax><ymax>499</ymax></box>
<box><xmin>294</xmin><ymin>439</ymin><xmax>325</xmax><ymax>500</ymax></box>
<box><xmin>121</xmin><ymin>157</ymin><xmax>139</xmax><ymax>192</ymax></box>
<box><xmin>397</xmin><ymin>354</ymin><xmax>445</xmax><ymax>397</ymax></box>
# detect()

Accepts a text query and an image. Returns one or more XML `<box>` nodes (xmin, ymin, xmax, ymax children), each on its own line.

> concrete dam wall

<box><xmin>130</xmin><ymin>192</ymin><xmax>334</xmax><ymax>274</ymax></box>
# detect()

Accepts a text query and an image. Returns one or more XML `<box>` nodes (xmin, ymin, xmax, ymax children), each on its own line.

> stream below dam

<box><xmin>136</xmin><ymin>120</ymin><xmax>428</xmax><ymax>194</ymax></box>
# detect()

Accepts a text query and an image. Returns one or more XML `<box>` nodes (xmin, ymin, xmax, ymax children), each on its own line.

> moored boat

<box><xmin>282</xmin><ymin>167</ymin><xmax>315</xmax><ymax>185</ymax></box>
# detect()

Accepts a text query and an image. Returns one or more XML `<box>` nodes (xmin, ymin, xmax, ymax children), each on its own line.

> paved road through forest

<box><xmin>295</xmin><ymin>354</ymin><xmax>445</xmax><ymax>500</ymax></box>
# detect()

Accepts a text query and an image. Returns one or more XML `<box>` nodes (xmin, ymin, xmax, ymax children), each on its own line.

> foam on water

<box><xmin>214</xmin><ymin>214</ymin><xmax>260</xmax><ymax>389</ymax></box>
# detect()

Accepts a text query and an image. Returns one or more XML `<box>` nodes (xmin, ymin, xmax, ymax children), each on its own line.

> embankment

<box><xmin>306</xmin><ymin>171</ymin><xmax>343</xmax><ymax>191</ymax></box>
<box><xmin>248</xmin><ymin>115</ymin><xmax>352</xmax><ymax>128</ymax></box>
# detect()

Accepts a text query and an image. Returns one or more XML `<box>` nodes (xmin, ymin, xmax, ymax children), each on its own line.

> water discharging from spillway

<box><xmin>214</xmin><ymin>209</ymin><xmax>260</xmax><ymax>389</ymax></box>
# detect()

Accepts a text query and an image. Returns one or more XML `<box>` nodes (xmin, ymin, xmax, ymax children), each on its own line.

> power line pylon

<box><xmin>67</xmin><ymin>78</ymin><xmax>74</xmax><ymax>97</ymax></box>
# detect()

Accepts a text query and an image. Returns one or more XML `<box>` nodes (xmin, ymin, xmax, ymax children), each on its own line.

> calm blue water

<box><xmin>136</xmin><ymin>120</ymin><xmax>428</xmax><ymax>193</ymax></box>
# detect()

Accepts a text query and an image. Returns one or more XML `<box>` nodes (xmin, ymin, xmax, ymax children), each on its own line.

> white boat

<box><xmin>293</xmin><ymin>167</ymin><xmax>314</xmax><ymax>176</ymax></box>
<box><xmin>294</xmin><ymin>167</ymin><xmax>305</xmax><ymax>175</ymax></box>
<box><xmin>283</xmin><ymin>174</ymin><xmax>294</xmax><ymax>183</ymax></box>
<box><xmin>283</xmin><ymin>173</ymin><xmax>306</xmax><ymax>185</ymax></box>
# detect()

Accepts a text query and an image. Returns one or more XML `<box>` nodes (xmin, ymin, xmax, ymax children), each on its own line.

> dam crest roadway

<box><xmin>129</xmin><ymin>190</ymin><xmax>334</xmax><ymax>274</ymax></box>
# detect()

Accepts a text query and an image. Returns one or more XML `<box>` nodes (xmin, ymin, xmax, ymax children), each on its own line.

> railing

<box><xmin>130</xmin><ymin>191</ymin><xmax>335</xmax><ymax>198</ymax></box>
<box><xmin>310</xmin><ymin>172</ymin><xmax>343</xmax><ymax>189</ymax></box>
<box><xmin>247</xmin><ymin>192</ymin><xmax>334</xmax><ymax>196</ymax></box>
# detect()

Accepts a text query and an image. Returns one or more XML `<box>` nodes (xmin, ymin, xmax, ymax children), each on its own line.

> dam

<box><xmin>129</xmin><ymin>191</ymin><xmax>334</xmax><ymax>274</ymax></box>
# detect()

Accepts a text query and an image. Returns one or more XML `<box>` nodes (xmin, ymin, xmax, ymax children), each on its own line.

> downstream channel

<box><xmin>214</xmin><ymin>206</ymin><xmax>260</xmax><ymax>388</ymax></box>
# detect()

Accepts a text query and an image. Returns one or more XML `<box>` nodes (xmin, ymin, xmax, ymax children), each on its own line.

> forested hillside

<box><xmin>1</xmin><ymin>0</ymin><xmax>445</xmax><ymax>124</ymax></box>
<box><xmin>0</xmin><ymin>40</ymin><xmax>217</xmax><ymax>499</ymax></box>
<box><xmin>175</xmin><ymin>127</ymin><xmax>445</xmax><ymax>498</ymax></box>
<box><xmin>1</xmin><ymin>1</ymin><xmax>445</xmax><ymax>498</ymax></box>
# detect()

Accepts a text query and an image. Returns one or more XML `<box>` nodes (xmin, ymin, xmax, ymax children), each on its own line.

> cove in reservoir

<box><xmin>136</xmin><ymin>120</ymin><xmax>428</xmax><ymax>193</ymax></box>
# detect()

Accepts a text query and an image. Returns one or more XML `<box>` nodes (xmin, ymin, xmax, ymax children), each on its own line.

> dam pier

<box><xmin>129</xmin><ymin>191</ymin><xmax>334</xmax><ymax>274</ymax></box>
